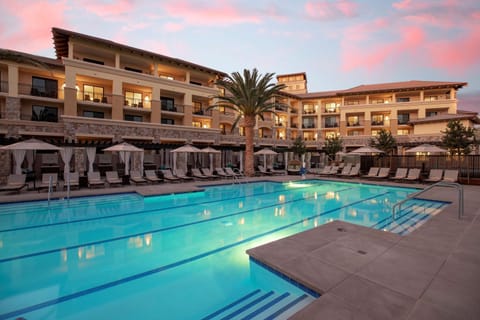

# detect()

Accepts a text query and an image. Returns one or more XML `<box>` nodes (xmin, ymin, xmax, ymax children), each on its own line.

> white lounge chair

<box><xmin>0</xmin><ymin>174</ymin><xmax>27</xmax><ymax>193</ymax></box>
<box><xmin>201</xmin><ymin>168</ymin><xmax>221</xmax><ymax>179</ymax></box>
<box><xmin>175</xmin><ymin>168</ymin><xmax>195</xmax><ymax>181</ymax></box>
<box><xmin>160</xmin><ymin>169</ymin><xmax>182</xmax><ymax>183</ymax></box>
<box><xmin>362</xmin><ymin>167</ymin><xmax>379</xmax><ymax>178</ymax></box>
<box><xmin>215</xmin><ymin>167</ymin><xmax>233</xmax><ymax>178</ymax></box>
<box><xmin>425</xmin><ymin>169</ymin><xmax>443</xmax><ymax>183</ymax></box>
<box><xmin>38</xmin><ymin>173</ymin><xmax>58</xmax><ymax>192</ymax></box>
<box><xmin>64</xmin><ymin>172</ymin><xmax>80</xmax><ymax>189</ymax></box>
<box><xmin>130</xmin><ymin>170</ymin><xmax>148</xmax><ymax>185</ymax></box>
<box><xmin>403</xmin><ymin>168</ymin><xmax>421</xmax><ymax>182</ymax></box>
<box><xmin>257</xmin><ymin>165</ymin><xmax>273</xmax><ymax>175</ymax></box>
<box><xmin>389</xmin><ymin>168</ymin><xmax>408</xmax><ymax>180</ymax></box>
<box><xmin>145</xmin><ymin>170</ymin><xmax>163</xmax><ymax>184</ymax></box>
<box><xmin>443</xmin><ymin>169</ymin><xmax>459</xmax><ymax>183</ymax></box>
<box><xmin>106</xmin><ymin>171</ymin><xmax>123</xmax><ymax>187</ymax></box>
<box><xmin>88</xmin><ymin>171</ymin><xmax>105</xmax><ymax>188</ymax></box>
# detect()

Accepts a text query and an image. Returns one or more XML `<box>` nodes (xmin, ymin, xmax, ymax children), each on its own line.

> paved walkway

<box><xmin>1</xmin><ymin>175</ymin><xmax>479</xmax><ymax>319</ymax></box>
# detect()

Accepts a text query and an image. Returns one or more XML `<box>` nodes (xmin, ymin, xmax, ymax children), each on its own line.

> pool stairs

<box><xmin>201</xmin><ymin>289</ymin><xmax>315</xmax><ymax>320</ymax></box>
<box><xmin>373</xmin><ymin>199</ymin><xmax>446</xmax><ymax>235</ymax></box>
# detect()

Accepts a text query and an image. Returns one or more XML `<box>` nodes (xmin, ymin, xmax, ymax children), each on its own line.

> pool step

<box><xmin>377</xmin><ymin>200</ymin><xmax>446</xmax><ymax>235</ymax></box>
<box><xmin>201</xmin><ymin>289</ymin><xmax>315</xmax><ymax>320</ymax></box>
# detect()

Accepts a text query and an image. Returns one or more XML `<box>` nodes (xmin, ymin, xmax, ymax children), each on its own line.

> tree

<box><xmin>211</xmin><ymin>69</ymin><xmax>286</xmax><ymax>176</ymax></box>
<box><xmin>291</xmin><ymin>136</ymin><xmax>306</xmax><ymax>160</ymax></box>
<box><xmin>324</xmin><ymin>135</ymin><xmax>343</xmax><ymax>161</ymax></box>
<box><xmin>442</xmin><ymin>120</ymin><xmax>477</xmax><ymax>155</ymax></box>
<box><xmin>0</xmin><ymin>49</ymin><xmax>51</xmax><ymax>70</ymax></box>
<box><xmin>370</xmin><ymin>129</ymin><xmax>397</xmax><ymax>154</ymax></box>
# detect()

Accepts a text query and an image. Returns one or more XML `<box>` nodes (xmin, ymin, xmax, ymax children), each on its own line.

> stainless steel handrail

<box><xmin>392</xmin><ymin>181</ymin><xmax>464</xmax><ymax>220</ymax></box>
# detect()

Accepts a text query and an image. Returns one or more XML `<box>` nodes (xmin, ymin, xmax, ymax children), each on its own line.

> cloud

<box><xmin>0</xmin><ymin>0</ymin><xmax>68</xmax><ymax>53</ymax></box>
<box><xmin>305</xmin><ymin>0</ymin><xmax>358</xmax><ymax>20</ymax></box>
<box><xmin>77</xmin><ymin>0</ymin><xmax>136</xmax><ymax>20</ymax></box>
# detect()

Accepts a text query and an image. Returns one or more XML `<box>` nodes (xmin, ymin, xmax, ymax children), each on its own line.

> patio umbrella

<box><xmin>349</xmin><ymin>146</ymin><xmax>384</xmax><ymax>154</ymax></box>
<box><xmin>0</xmin><ymin>138</ymin><xmax>61</xmax><ymax>174</ymax></box>
<box><xmin>201</xmin><ymin>147</ymin><xmax>221</xmax><ymax>172</ymax></box>
<box><xmin>170</xmin><ymin>144</ymin><xmax>202</xmax><ymax>171</ymax></box>
<box><xmin>103</xmin><ymin>142</ymin><xmax>143</xmax><ymax>175</ymax></box>
<box><xmin>254</xmin><ymin>148</ymin><xmax>278</xmax><ymax>167</ymax></box>
<box><xmin>405</xmin><ymin>144</ymin><xmax>447</xmax><ymax>154</ymax></box>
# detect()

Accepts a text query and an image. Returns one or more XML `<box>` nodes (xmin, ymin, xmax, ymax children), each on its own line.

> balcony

<box><xmin>324</xmin><ymin>122</ymin><xmax>338</xmax><ymax>128</ymax></box>
<box><xmin>193</xmin><ymin>108</ymin><xmax>212</xmax><ymax>116</ymax></box>
<box><xmin>347</xmin><ymin>120</ymin><xmax>364</xmax><ymax>127</ymax></box>
<box><xmin>161</xmin><ymin>104</ymin><xmax>185</xmax><ymax>113</ymax></box>
<box><xmin>371</xmin><ymin>120</ymin><xmax>384</xmax><ymax>126</ymax></box>
<box><xmin>303</xmin><ymin>110</ymin><xmax>316</xmax><ymax>115</ymax></box>
<box><xmin>0</xmin><ymin>80</ymin><xmax>7</xmax><ymax>93</ymax></box>
<box><xmin>324</xmin><ymin>107</ymin><xmax>339</xmax><ymax>113</ymax></box>
<box><xmin>19</xmin><ymin>83</ymin><xmax>60</xmax><ymax>99</ymax></box>
<box><xmin>302</xmin><ymin>124</ymin><xmax>316</xmax><ymax>129</ymax></box>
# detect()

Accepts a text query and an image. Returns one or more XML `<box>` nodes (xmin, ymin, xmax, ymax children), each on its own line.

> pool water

<box><xmin>0</xmin><ymin>180</ymin><xmax>447</xmax><ymax>319</ymax></box>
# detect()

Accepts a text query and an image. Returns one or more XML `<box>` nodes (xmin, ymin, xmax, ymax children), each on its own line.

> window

<box><xmin>371</xmin><ymin>130</ymin><xmax>382</xmax><ymax>136</ymax></box>
<box><xmin>190</xmin><ymin>81</ymin><xmax>202</xmax><ymax>86</ymax></box>
<box><xmin>83</xmin><ymin>58</ymin><xmax>104</xmax><ymax>65</ymax></box>
<box><xmin>160</xmin><ymin>75</ymin><xmax>174</xmax><ymax>80</ymax></box>
<box><xmin>303</xmin><ymin>104</ymin><xmax>315</xmax><ymax>114</ymax></box>
<box><xmin>220</xmin><ymin>124</ymin><xmax>226</xmax><ymax>134</ymax></box>
<box><xmin>345</xmin><ymin>100</ymin><xmax>359</xmax><ymax>105</ymax></box>
<box><xmin>425</xmin><ymin>96</ymin><xmax>437</xmax><ymax>101</ymax></box>
<box><xmin>398</xmin><ymin>113</ymin><xmax>410</xmax><ymax>124</ymax></box>
<box><xmin>371</xmin><ymin>115</ymin><xmax>384</xmax><ymax>125</ymax></box>
<box><xmin>347</xmin><ymin>116</ymin><xmax>360</xmax><ymax>126</ymax></box>
<box><xmin>397</xmin><ymin>129</ymin><xmax>410</xmax><ymax>135</ymax></box>
<box><xmin>161</xmin><ymin>97</ymin><xmax>175</xmax><ymax>111</ymax></box>
<box><xmin>397</xmin><ymin>97</ymin><xmax>410</xmax><ymax>102</ymax></box>
<box><xmin>426</xmin><ymin>111</ymin><xmax>438</xmax><ymax>117</ymax></box>
<box><xmin>192</xmin><ymin>121</ymin><xmax>202</xmax><ymax>128</ymax></box>
<box><xmin>193</xmin><ymin>101</ymin><xmax>203</xmax><ymax>114</ymax></box>
<box><xmin>124</xmin><ymin>66</ymin><xmax>142</xmax><ymax>73</ymax></box>
<box><xmin>83</xmin><ymin>85</ymin><xmax>104</xmax><ymax>102</ymax></box>
<box><xmin>303</xmin><ymin>132</ymin><xmax>316</xmax><ymax>141</ymax></box>
<box><xmin>302</xmin><ymin>118</ymin><xmax>315</xmax><ymax>128</ymax></box>
<box><xmin>325</xmin><ymin>102</ymin><xmax>338</xmax><ymax>113</ymax></box>
<box><xmin>83</xmin><ymin>110</ymin><xmax>104</xmax><ymax>119</ymax></box>
<box><xmin>125</xmin><ymin>91</ymin><xmax>143</xmax><ymax>107</ymax></box>
<box><xmin>161</xmin><ymin>118</ymin><xmax>174</xmax><ymax>125</ymax></box>
<box><xmin>32</xmin><ymin>105</ymin><xmax>58</xmax><ymax>122</ymax></box>
<box><xmin>31</xmin><ymin>76</ymin><xmax>58</xmax><ymax>98</ymax></box>
<box><xmin>124</xmin><ymin>114</ymin><xmax>142</xmax><ymax>122</ymax></box>
<box><xmin>325</xmin><ymin>131</ymin><xmax>336</xmax><ymax>139</ymax></box>
<box><xmin>324</xmin><ymin>116</ymin><xmax>337</xmax><ymax>128</ymax></box>
<box><xmin>371</xmin><ymin>99</ymin><xmax>384</xmax><ymax>104</ymax></box>
<box><xmin>347</xmin><ymin>130</ymin><xmax>362</xmax><ymax>136</ymax></box>
<box><xmin>239</xmin><ymin>127</ymin><xmax>245</xmax><ymax>136</ymax></box>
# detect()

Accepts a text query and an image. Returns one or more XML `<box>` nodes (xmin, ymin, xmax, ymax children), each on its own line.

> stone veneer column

<box><xmin>150</xmin><ymin>99</ymin><xmax>161</xmax><ymax>124</ymax></box>
<box><xmin>5</xmin><ymin>97</ymin><xmax>21</xmax><ymax>120</ymax></box>
<box><xmin>364</xmin><ymin>111</ymin><xmax>371</xmax><ymax>135</ymax></box>
<box><xmin>112</xmin><ymin>80</ymin><xmax>124</xmax><ymax>120</ymax></box>
<box><xmin>63</xmin><ymin>87</ymin><xmax>77</xmax><ymax>116</ymax></box>
<box><xmin>183</xmin><ymin>93</ymin><xmax>193</xmax><ymax>126</ymax></box>
<box><xmin>0</xmin><ymin>151</ymin><xmax>12</xmax><ymax>181</ymax></box>
<box><xmin>74</xmin><ymin>148</ymin><xmax>86</xmax><ymax>175</ymax></box>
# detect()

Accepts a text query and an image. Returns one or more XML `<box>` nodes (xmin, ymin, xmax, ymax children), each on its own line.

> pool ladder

<box><xmin>392</xmin><ymin>181</ymin><xmax>464</xmax><ymax>220</ymax></box>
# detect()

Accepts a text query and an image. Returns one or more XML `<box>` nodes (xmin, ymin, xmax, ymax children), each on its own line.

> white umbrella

<box><xmin>254</xmin><ymin>148</ymin><xmax>278</xmax><ymax>167</ymax></box>
<box><xmin>349</xmin><ymin>146</ymin><xmax>384</xmax><ymax>154</ymax></box>
<box><xmin>0</xmin><ymin>138</ymin><xmax>61</xmax><ymax>174</ymax></box>
<box><xmin>405</xmin><ymin>144</ymin><xmax>447</xmax><ymax>154</ymax></box>
<box><xmin>170</xmin><ymin>144</ymin><xmax>202</xmax><ymax>171</ymax></box>
<box><xmin>103</xmin><ymin>142</ymin><xmax>143</xmax><ymax>175</ymax></box>
<box><xmin>200</xmin><ymin>147</ymin><xmax>221</xmax><ymax>172</ymax></box>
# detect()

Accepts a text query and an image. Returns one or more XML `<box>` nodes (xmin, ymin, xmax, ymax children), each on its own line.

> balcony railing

<box><xmin>0</xmin><ymin>80</ymin><xmax>7</xmax><ymax>93</ymax></box>
<box><xmin>371</xmin><ymin>121</ymin><xmax>384</xmax><ymax>126</ymax></box>
<box><xmin>19</xmin><ymin>83</ymin><xmax>60</xmax><ymax>99</ymax></box>
<box><xmin>302</xmin><ymin>124</ymin><xmax>316</xmax><ymax>129</ymax></box>
<box><xmin>161</xmin><ymin>104</ymin><xmax>184</xmax><ymax>113</ymax></box>
<box><xmin>193</xmin><ymin>108</ymin><xmax>212</xmax><ymax>116</ymax></box>
<box><xmin>347</xmin><ymin>120</ymin><xmax>364</xmax><ymax>127</ymax></box>
<box><xmin>303</xmin><ymin>110</ymin><xmax>316</xmax><ymax>115</ymax></box>
<box><xmin>324</xmin><ymin>122</ymin><xmax>338</xmax><ymax>128</ymax></box>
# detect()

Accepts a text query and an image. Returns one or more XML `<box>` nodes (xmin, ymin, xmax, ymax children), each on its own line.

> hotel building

<box><xmin>0</xmin><ymin>28</ymin><xmax>478</xmax><ymax>177</ymax></box>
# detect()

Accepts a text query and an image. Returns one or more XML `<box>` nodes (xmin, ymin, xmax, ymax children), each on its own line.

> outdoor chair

<box><xmin>175</xmin><ymin>168</ymin><xmax>195</xmax><ymax>181</ymax></box>
<box><xmin>64</xmin><ymin>172</ymin><xmax>80</xmax><ymax>190</ymax></box>
<box><xmin>88</xmin><ymin>171</ymin><xmax>105</xmax><ymax>188</ymax></box>
<box><xmin>215</xmin><ymin>167</ymin><xmax>233</xmax><ymax>178</ymax></box>
<box><xmin>317</xmin><ymin>166</ymin><xmax>332</xmax><ymax>175</ymax></box>
<box><xmin>442</xmin><ymin>169</ymin><xmax>459</xmax><ymax>183</ymax></box>
<box><xmin>362</xmin><ymin>167</ymin><xmax>379</xmax><ymax>178</ymax></box>
<box><xmin>337</xmin><ymin>164</ymin><xmax>352</xmax><ymax>176</ymax></box>
<box><xmin>0</xmin><ymin>174</ymin><xmax>27</xmax><ymax>193</ymax></box>
<box><xmin>38</xmin><ymin>173</ymin><xmax>58</xmax><ymax>192</ymax></box>
<box><xmin>130</xmin><ymin>170</ymin><xmax>148</xmax><ymax>185</ymax></box>
<box><xmin>145</xmin><ymin>170</ymin><xmax>163</xmax><ymax>184</ymax></box>
<box><xmin>389</xmin><ymin>168</ymin><xmax>408</xmax><ymax>181</ymax></box>
<box><xmin>225</xmin><ymin>167</ymin><xmax>245</xmax><ymax>177</ymax></box>
<box><xmin>160</xmin><ymin>169</ymin><xmax>182</xmax><ymax>183</ymax></box>
<box><xmin>191</xmin><ymin>168</ymin><xmax>210</xmax><ymax>180</ymax></box>
<box><xmin>201</xmin><ymin>168</ymin><xmax>221</xmax><ymax>179</ymax></box>
<box><xmin>346</xmin><ymin>165</ymin><xmax>360</xmax><ymax>177</ymax></box>
<box><xmin>257</xmin><ymin>165</ymin><xmax>273</xmax><ymax>176</ymax></box>
<box><xmin>266</xmin><ymin>166</ymin><xmax>285</xmax><ymax>176</ymax></box>
<box><xmin>106</xmin><ymin>171</ymin><xmax>123</xmax><ymax>187</ymax></box>
<box><xmin>403</xmin><ymin>168</ymin><xmax>421</xmax><ymax>182</ymax></box>
<box><xmin>327</xmin><ymin>166</ymin><xmax>339</xmax><ymax>175</ymax></box>
<box><xmin>375</xmin><ymin>167</ymin><xmax>391</xmax><ymax>179</ymax></box>
<box><xmin>425</xmin><ymin>169</ymin><xmax>443</xmax><ymax>183</ymax></box>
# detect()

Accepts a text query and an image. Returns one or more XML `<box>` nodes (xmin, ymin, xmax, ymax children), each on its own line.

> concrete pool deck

<box><xmin>1</xmin><ymin>174</ymin><xmax>479</xmax><ymax>319</ymax></box>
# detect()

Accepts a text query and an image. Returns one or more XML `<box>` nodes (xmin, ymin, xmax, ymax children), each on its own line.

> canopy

<box><xmin>254</xmin><ymin>148</ymin><xmax>278</xmax><ymax>155</ymax></box>
<box><xmin>0</xmin><ymin>138</ymin><xmax>61</xmax><ymax>174</ymax></box>
<box><xmin>103</xmin><ymin>142</ymin><xmax>144</xmax><ymax>175</ymax></box>
<box><xmin>171</xmin><ymin>144</ymin><xmax>202</xmax><ymax>153</ymax></box>
<box><xmin>200</xmin><ymin>147</ymin><xmax>221</xmax><ymax>154</ymax></box>
<box><xmin>405</xmin><ymin>144</ymin><xmax>447</xmax><ymax>154</ymax></box>
<box><xmin>349</xmin><ymin>146</ymin><xmax>384</xmax><ymax>154</ymax></box>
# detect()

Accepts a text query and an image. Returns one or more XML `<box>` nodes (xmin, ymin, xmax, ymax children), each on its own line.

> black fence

<box><xmin>360</xmin><ymin>155</ymin><xmax>480</xmax><ymax>183</ymax></box>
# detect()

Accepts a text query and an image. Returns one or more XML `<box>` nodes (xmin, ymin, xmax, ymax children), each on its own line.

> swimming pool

<box><xmin>0</xmin><ymin>180</ymin><xmax>447</xmax><ymax>319</ymax></box>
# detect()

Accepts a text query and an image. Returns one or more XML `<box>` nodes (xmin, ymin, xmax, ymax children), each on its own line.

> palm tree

<box><xmin>211</xmin><ymin>69</ymin><xmax>286</xmax><ymax>176</ymax></box>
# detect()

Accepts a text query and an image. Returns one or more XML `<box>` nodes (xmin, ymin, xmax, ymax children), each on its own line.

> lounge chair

<box><xmin>38</xmin><ymin>173</ymin><xmax>58</xmax><ymax>192</ymax></box>
<box><xmin>106</xmin><ymin>171</ymin><xmax>123</xmax><ymax>187</ymax></box>
<box><xmin>337</xmin><ymin>164</ymin><xmax>352</xmax><ymax>176</ymax></box>
<box><xmin>225</xmin><ymin>167</ymin><xmax>245</xmax><ymax>178</ymax></box>
<box><xmin>362</xmin><ymin>167</ymin><xmax>379</xmax><ymax>178</ymax></box>
<box><xmin>317</xmin><ymin>166</ymin><xmax>332</xmax><ymax>175</ymax></box>
<box><xmin>201</xmin><ymin>168</ymin><xmax>221</xmax><ymax>179</ymax></box>
<box><xmin>160</xmin><ymin>169</ymin><xmax>182</xmax><ymax>183</ymax></box>
<box><xmin>266</xmin><ymin>166</ymin><xmax>285</xmax><ymax>175</ymax></box>
<box><xmin>88</xmin><ymin>171</ymin><xmax>105</xmax><ymax>188</ymax></box>
<box><xmin>346</xmin><ymin>165</ymin><xmax>360</xmax><ymax>177</ymax></box>
<box><xmin>403</xmin><ymin>168</ymin><xmax>421</xmax><ymax>182</ymax></box>
<box><xmin>175</xmin><ymin>168</ymin><xmax>195</xmax><ymax>181</ymax></box>
<box><xmin>130</xmin><ymin>170</ymin><xmax>148</xmax><ymax>185</ymax></box>
<box><xmin>389</xmin><ymin>168</ymin><xmax>408</xmax><ymax>181</ymax></box>
<box><xmin>257</xmin><ymin>165</ymin><xmax>273</xmax><ymax>175</ymax></box>
<box><xmin>145</xmin><ymin>170</ymin><xmax>163</xmax><ymax>184</ymax></box>
<box><xmin>191</xmin><ymin>168</ymin><xmax>210</xmax><ymax>180</ymax></box>
<box><xmin>64</xmin><ymin>172</ymin><xmax>79</xmax><ymax>190</ymax></box>
<box><xmin>326</xmin><ymin>166</ymin><xmax>339</xmax><ymax>175</ymax></box>
<box><xmin>0</xmin><ymin>174</ymin><xmax>27</xmax><ymax>193</ymax></box>
<box><xmin>375</xmin><ymin>167</ymin><xmax>391</xmax><ymax>179</ymax></box>
<box><xmin>442</xmin><ymin>169</ymin><xmax>459</xmax><ymax>183</ymax></box>
<box><xmin>425</xmin><ymin>169</ymin><xmax>443</xmax><ymax>183</ymax></box>
<box><xmin>215</xmin><ymin>167</ymin><xmax>233</xmax><ymax>178</ymax></box>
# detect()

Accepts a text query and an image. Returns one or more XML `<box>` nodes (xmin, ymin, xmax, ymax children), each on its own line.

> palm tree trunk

<box><xmin>244</xmin><ymin>115</ymin><xmax>256</xmax><ymax>176</ymax></box>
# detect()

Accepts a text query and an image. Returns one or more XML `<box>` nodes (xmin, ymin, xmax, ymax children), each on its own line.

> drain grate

<box><xmin>357</xmin><ymin>250</ymin><xmax>367</xmax><ymax>255</ymax></box>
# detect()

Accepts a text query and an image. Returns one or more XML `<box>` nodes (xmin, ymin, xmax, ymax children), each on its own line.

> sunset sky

<box><xmin>1</xmin><ymin>0</ymin><xmax>479</xmax><ymax>112</ymax></box>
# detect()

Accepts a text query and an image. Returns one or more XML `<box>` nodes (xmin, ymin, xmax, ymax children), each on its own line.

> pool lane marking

<box><xmin>0</xmin><ymin>186</ymin><xmax>357</xmax><ymax>263</ymax></box>
<box><xmin>0</xmin><ymin>191</ymin><xmax>391</xmax><ymax>320</ymax></box>
<box><xmin>0</xmin><ymin>180</ymin><xmax>336</xmax><ymax>233</ymax></box>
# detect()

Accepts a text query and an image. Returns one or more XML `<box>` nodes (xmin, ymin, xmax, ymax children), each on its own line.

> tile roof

<box><xmin>342</xmin><ymin>80</ymin><xmax>467</xmax><ymax>95</ymax></box>
<box><xmin>409</xmin><ymin>113</ymin><xmax>479</xmax><ymax>124</ymax></box>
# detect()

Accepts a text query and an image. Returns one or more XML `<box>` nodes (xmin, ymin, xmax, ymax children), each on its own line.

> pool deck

<box><xmin>1</xmin><ymin>174</ymin><xmax>479</xmax><ymax>319</ymax></box>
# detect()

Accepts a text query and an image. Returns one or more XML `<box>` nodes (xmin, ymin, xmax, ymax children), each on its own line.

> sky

<box><xmin>1</xmin><ymin>0</ymin><xmax>479</xmax><ymax>112</ymax></box>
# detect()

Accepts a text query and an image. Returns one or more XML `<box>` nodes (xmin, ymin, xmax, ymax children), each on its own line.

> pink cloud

<box><xmin>161</xmin><ymin>0</ymin><xmax>262</xmax><ymax>28</ymax></box>
<box><xmin>77</xmin><ymin>0</ymin><xmax>135</xmax><ymax>20</ymax></box>
<box><xmin>305</xmin><ymin>0</ymin><xmax>358</xmax><ymax>20</ymax></box>
<box><xmin>0</xmin><ymin>0</ymin><xmax>68</xmax><ymax>53</ymax></box>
